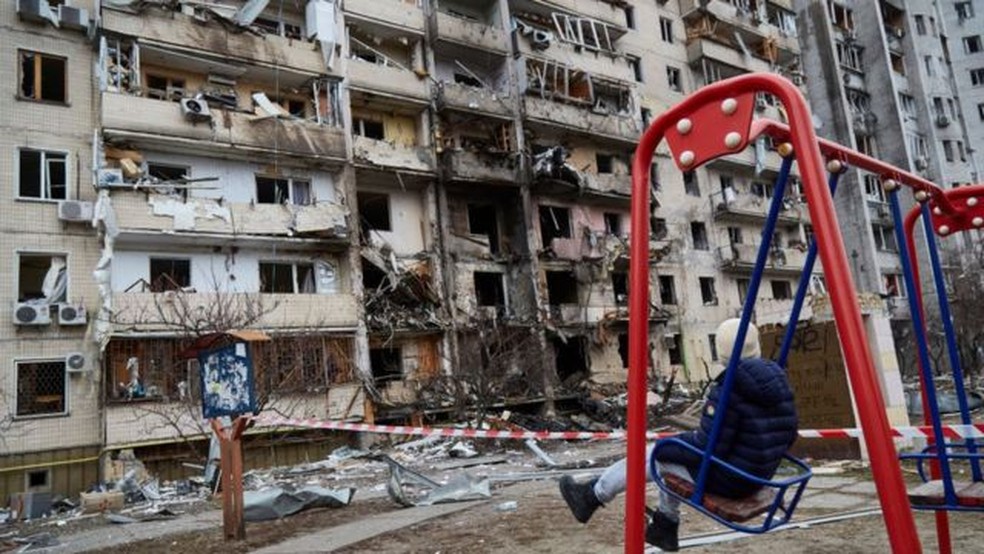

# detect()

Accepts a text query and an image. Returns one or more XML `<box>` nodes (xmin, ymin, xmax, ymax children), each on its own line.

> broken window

<box><xmin>658</xmin><ymin>275</ymin><xmax>677</xmax><ymax>305</ymax></box>
<box><xmin>369</xmin><ymin>347</ymin><xmax>403</xmax><ymax>381</ymax></box>
<box><xmin>691</xmin><ymin>222</ymin><xmax>709</xmax><ymax>250</ymax></box>
<box><xmin>102</xmin><ymin>38</ymin><xmax>138</xmax><ymax>93</ymax></box>
<box><xmin>468</xmin><ymin>204</ymin><xmax>500</xmax><ymax>255</ymax></box>
<box><xmin>256</xmin><ymin>176</ymin><xmax>311</xmax><ymax>205</ymax></box>
<box><xmin>16</xmin><ymin>361</ymin><xmax>66</xmax><ymax>417</ymax></box>
<box><xmin>628</xmin><ymin>56</ymin><xmax>643</xmax><ymax>83</ymax></box>
<box><xmin>683</xmin><ymin>170</ymin><xmax>699</xmax><ymax>196</ymax></box>
<box><xmin>358</xmin><ymin>192</ymin><xmax>392</xmax><ymax>234</ymax></box>
<box><xmin>147</xmin><ymin>163</ymin><xmax>189</xmax><ymax>184</ymax></box>
<box><xmin>708</xmin><ymin>334</ymin><xmax>719</xmax><ymax>362</ymax></box>
<box><xmin>454</xmin><ymin>72</ymin><xmax>484</xmax><ymax>88</ymax></box>
<box><xmin>149</xmin><ymin>258</ymin><xmax>191</xmax><ymax>292</ymax></box>
<box><xmin>611</xmin><ymin>271</ymin><xmax>628</xmax><ymax>306</ymax></box>
<box><xmin>596</xmin><ymin>154</ymin><xmax>614</xmax><ymax>174</ymax></box>
<box><xmin>828</xmin><ymin>1</ymin><xmax>854</xmax><ymax>31</ymax></box>
<box><xmin>145</xmin><ymin>74</ymin><xmax>186</xmax><ymax>103</ymax></box>
<box><xmin>18</xmin><ymin>148</ymin><xmax>67</xmax><ymax>200</ymax></box>
<box><xmin>737</xmin><ymin>278</ymin><xmax>751</xmax><ymax>303</ymax></box>
<box><xmin>624</xmin><ymin>6</ymin><xmax>635</xmax><ymax>29</ymax></box>
<box><xmin>727</xmin><ymin>226</ymin><xmax>743</xmax><ymax>245</ymax></box>
<box><xmin>546</xmin><ymin>271</ymin><xmax>578</xmax><ymax>305</ymax></box>
<box><xmin>552</xmin><ymin>13</ymin><xmax>617</xmax><ymax>53</ymax></box>
<box><xmin>751</xmin><ymin>181</ymin><xmax>774</xmax><ymax>199</ymax></box>
<box><xmin>659</xmin><ymin>17</ymin><xmax>674</xmax><ymax>43</ymax></box>
<box><xmin>772</xmin><ymin>280</ymin><xmax>792</xmax><ymax>300</ymax></box>
<box><xmin>667</xmin><ymin>334</ymin><xmax>683</xmax><ymax>365</ymax></box>
<box><xmin>253</xmin><ymin>17</ymin><xmax>303</xmax><ymax>39</ymax></box>
<box><xmin>651</xmin><ymin>217</ymin><xmax>668</xmax><ymax>240</ymax></box>
<box><xmin>19</xmin><ymin>50</ymin><xmax>66</xmax><ymax>103</ymax></box>
<box><xmin>666</xmin><ymin>66</ymin><xmax>682</xmax><ymax>92</ymax></box>
<box><xmin>553</xmin><ymin>336</ymin><xmax>587</xmax><ymax>381</ymax></box>
<box><xmin>618</xmin><ymin>333</ymin><xmax>630</xmax><ymax>368</ymax></box>
<box><xmin>872</xmin><ymin>224</ymin><xmax>898</xmax><ymax>252</ymax></box>
<box><xmin>353</xmin><ymin>117</ymin><xmax>386</xmax><ymax>140</ymax></box>
<box><xmin>260</xmin><ymin>262</ymin><xmax>315</xmax><ymax>294</ymax></box>
<box><xmin>526</xmin><ymin>59</ymin><xmax>592</xmax><ymax>105</ymax></box>
<box><xmin>884</xmin><ymin>273</ymin><xmax>906</xmax><ymax>298</ymax></box>
<box><xmin>699</xmin><ymin>277</ymin><xmax>717</xmax><ymax>305</ymax></box>
<box><xmin>473</xmin><ymin>272</ymin><xmax>505</xmax><ymax>307</ymax></box>
<box><xmin>18</xmin><ymin>254</ymin><xmax>67</xmax><ymax>303</ymax></box>
<box><xmin>835</xmin><ymin>41</ymin><xmax>864</xmax><ymax>71</ymax></box>
<box><xmin>348</xmin><ymin>26</ymin><xmax>414</xmax><ymax>69</ymax></box>
<box><xmin>539</xmin><ymin>205</ymin><xmax>572</xmax><ymax>244</ymax></box>
<box><xmin>26</xmin><ymin>469</ymin><xmax>50</xmax><ymax>490</ymax></box>
<box><xmin>604</xmin><ymin>212</ymin><xmax>622</xmax><ymax>236</ymax></box>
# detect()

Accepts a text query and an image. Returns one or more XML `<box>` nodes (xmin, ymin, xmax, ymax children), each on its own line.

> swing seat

<box><xmin>907</xmin><ymin>480</ymin><xmax>984</xmax><ymax>508</ymax></box>
<box><xmin>663</xmin><ymin>472</ymin><xmax>776</xmax><ymax>523</ymax></box>
<box><xmin>649</xmin><ymin>438</ymin><xmax>812</xmax><ymax>534</ymax></box>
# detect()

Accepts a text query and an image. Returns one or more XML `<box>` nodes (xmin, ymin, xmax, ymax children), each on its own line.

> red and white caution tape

<box><xmin>254</xmin><ymin>415</ymin><xmax>984</xmax><ymax>442</ymax></box>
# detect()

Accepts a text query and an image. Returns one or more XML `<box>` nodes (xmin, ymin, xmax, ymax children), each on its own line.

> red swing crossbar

<box><xmin>627</xmin><ymin>73</ymin><xmax>924</xmax><ymax>553</ymax></box>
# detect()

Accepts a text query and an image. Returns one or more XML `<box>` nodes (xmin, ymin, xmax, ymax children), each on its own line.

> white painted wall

<box><xmin>110</xmin><ymin>249</ymin><xmax>342</xmax><ymax>293</ymax></box>
<box><xmin>142</xmin><ymin>151</ymin><xmax>339</xmax><ymax>203</ymax></box>
<box><xmin>366</xmin><ymin>188</ymin><xmax>427</xmax><ymax>255</ymax></box>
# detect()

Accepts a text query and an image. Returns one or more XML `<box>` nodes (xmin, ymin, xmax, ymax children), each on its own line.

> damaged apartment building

<box><xmin>5</xmin><ymin>0</ymin><xmax>960</xmax><ymax>501</ymax></box>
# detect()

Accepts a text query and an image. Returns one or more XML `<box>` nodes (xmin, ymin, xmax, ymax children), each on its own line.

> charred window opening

<box><xmin>260</xmin><ymin>262</ymin><xmax>315</xmax><ymax>294</ymax></box>
<box><xmin>699</xmin><ymin>277</ymin><xmax>717</xmax><ymax>305</ymax></box>
<box><xmin>149</xmin><ymin>258</ymin><xmax>190</xmax><ymax>292</ymax></box>
<box><xmin>473</xmin><ymin>272</ymin><xmax>505</xmax><ymax>307</ymax></box>
<box><xmin>553</xmin><ymin>337</ymin><xmax>587</xmax><ymax>382</ymax></box>
<box><xmin>358</xmin><ymin>192</ymin><xmax>392</xmax><ymax>235</ymax></box>
<box><xmin>147</xmin><ymin>163</ymin><xmax>188</xmax><ymax>183</ymax></box>
<box><xmin>468</xmin><ymin>204</ymin><xmax>500</xmax><ymax>255</ymax></box>
<box><xmin>691</xmin><ymin>222</ymin><xmax>709</xmax><ymax>250</ymax></box>
<box><xmin>668</xmin><ymin>334</ymin><xmax>683</xmax><ymax>365</ymax></box>
<box><xmin>611</xmin><ymin>271</ymin><xmax>628</xmax><ymax>306</ymax></box>
<box><xmin>539</xmin><ymin>205</ymin><xmax>571</xmax><ymax>244</ymax></box>
<box><xmin>708</xmin><ymin>334</ymin><xmax>719</xmax><ymax>361</ymax></box>
<box><xmin>454</xmin><ymin>72</ymin><xmax>483</xmax><ymax>87</ymax></box>
<box><xmin>256</xmin><ymin>176</ymin><xmax>288</xmax><ymax>204</ymax></box>
<box><xmin>683</xmin><ymin>170</ymin><xmax>699</xmax><ymax>196</ymax></box>
<box><xmin>18</xmin><ymin>253</ymin><xmax>66</xmax><ymax>303</ymax></box>
<box><xmin>26</xmin><ymin>470</ymin><xmax>50</xmax><ymax>490</ymax></box>
<box><xmin>596</xmin><ymin>154</ymin><xmax>614</xmax><ymax>174</ymax></box>
<box><xmin>546</xmin><ymin>271</ymin><xmax>578</xmax><ymax>305</ymax></box>
<box><xmin>651</xmin><ymin>217</ymin><xmax>668</xmax><ymax>240</ymax></box>
<box><xmin>771</xmin><ymin>279</ymin><xmax>792</xmax><ymax>300</ymax></box>
<box><xmin>16</xmin><ymin>361</ymin><xmax>66</xmax><ymax>417</ymax></box>
<box><xmin>370</xmin><ymin>347</ymin><xmax>403</xmax><ymax>381</ymax></box>
<box><xmin>658</xmin><ymin>275</ymin><xmax>677</xmax><ymax>305</ymax></box>
<box><xmin>353</xmin><ymin>117</ymin><xmax>386</xmax><ymax>140</ymax></box>
<box><xmin>19</xmin><ymin>51</ymin><xmax>66</xmax><ymax>103</ymax></box>
<box><xmin>618</xmin><ymin>333</ymin><xmax>629</xmax><ymax>368</ymax></box>
<box><xmin>604</xmin><ymin>212</ymin><xmax>622</xmax><ymax>236</ymax></box>
<box><xmin>145</xmin><ymin>74</ymin><xmax>186</xmax><ymax>103</ymax></box>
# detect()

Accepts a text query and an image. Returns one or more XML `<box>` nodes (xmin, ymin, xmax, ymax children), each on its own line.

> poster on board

<box><xmin>198</xmin><ymin>342</ymin><xmax>257</xmax><ymax>419</ymax></box>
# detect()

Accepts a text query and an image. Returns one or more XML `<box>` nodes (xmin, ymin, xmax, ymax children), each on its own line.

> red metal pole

<box><xmin>628</xmin><ymin>73</ymin><xmax>921</xmax><ymax>554</ymax></box>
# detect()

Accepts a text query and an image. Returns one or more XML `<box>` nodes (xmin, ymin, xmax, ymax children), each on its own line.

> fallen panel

<box><xmin>244</xmin><ymin>486</ymin><xmax>354</xmax><ymax>522</ymax></box>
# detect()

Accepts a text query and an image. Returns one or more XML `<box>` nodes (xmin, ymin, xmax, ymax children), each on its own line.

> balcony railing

<box><xmin>523</xmin><ymin>96</ymin><xmax>640</xmax><ymax>144</ymax></box>
<box><xmin>432</xmin><ymin>11</ymin><xmax>509</xmax><ymax>54</ymax></box>
<box><xmin>717</xmin><ymin>243</ymin><xmax>809</xmax><ymax>275</ymax></box>
<box><xmin>343</xmin><ymin>0</ymin><xmax>426</xmax><ymax>33</ymax></box>
<box><xmin>436</xmin><ymin>82</ymin><xmax>515</xmax><ymax>118</ymax></box>
<box><xmin>352</xmin><ymin>135</ymin><xmax>436</xmax><ymax>173</ymax></box>
<box><xmin>442</xmin><ymin>150</ymin><xmax>518</xmax><ymax>183</ymax></box>
<box><xmin>709</xmin><ymin>189</ymin><xmax>809</xmax><ymax>224</ymax></box>
<box><xmin>101</xmin><ymin>93</ymin><xmax>347</xmax><ymax>161</ymax></box>
<box><xmin>347</xmin><ymin>59</ymin><xmax>431</xmax><ymax>101</ymax></box>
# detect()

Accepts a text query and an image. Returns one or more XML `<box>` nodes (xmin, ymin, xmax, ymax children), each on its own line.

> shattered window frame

<box><xmin>699</xmin><ymin>276</ymin><xmax>718</xmax><ymax>306</ymax></box>
<box><xmin>771</xmin><ymin>279</ymin><xmax>793</xmax><ymax>300</ymax></box>
<box><xmin>148</xmin><ymin>257</ymin><xmax>191</xmax><ymax>292</ymax></box>
<box><xmin>256</xmin><ymin>175</ymin><xmax>312</xmax><ymax>206</ymax></box>
<box><xmin>358</xmin><ymin>192</ymin><xmax>393</xmax><ymax>233</ymax></box>
<box><xmin>369</xmin><ymin>346</ymin><xmax>403</xmax><ymax>382</ymax></box>
<box><xmin>259</xmin><ymin>261</ymin><xmax>316</xmax><ymax>294</ymax></box>
<box><xmin>144</xmin><ymin>73</ymin><xmax>186</xmax><ymax>103</ymax></box>
<box><xmin>17</xmin><ymin>148</ymin><xmax>68</xmax><ymax>201</ymax></box>
<box><xmin>538</xmin><ymin>205</ymin><xmax>572</xmax><ymax>244</ymax></box>
<box><xmin>691</xmin><ymin>222</ymin><xmax>710</xmax><ymax>250</ymax></box>
<box><xmin>658</xmin><ymin>275</ymin><xmax>677</xmax><ymax>305</ymax></box>
<box><xmin>15</xmin><ymin>359</ymin><xmax>67</xmax><ymax>418</ymax></box>
<box><xmin>473</xmin><ymin>271</ymin><xmax>506</xmax><ymax>308</ymax></box>
<box><xmin>18</xmin><ymin>50</ymin><xmax>67</xmax><ymax>104</ymax></box>
<box><xmin>17</xmin><ymin>252</ymin><xmax>68</xmax><ymax>303</ymax></box>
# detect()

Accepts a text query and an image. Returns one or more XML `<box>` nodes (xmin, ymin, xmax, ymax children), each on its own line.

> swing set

<box><xmin>625</xmin><ymin>73</ymin><xmax>983</xmax><ymax>553</ymax></box>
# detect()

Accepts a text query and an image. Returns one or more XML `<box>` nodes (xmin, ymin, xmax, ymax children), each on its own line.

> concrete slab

<box><xmin>250</xmin><ymin>500</ymin><xmax>486</xmax><ymax>553</ymax></box>
<box><xmin>797</xmin><ymin>492</ymin><xmax>870</xmax><ymax>510</ymax></box>
<box><xmin>806</xmin><ymin>476</ymin><xmax>857</xmax><ymax>490</ymax></box>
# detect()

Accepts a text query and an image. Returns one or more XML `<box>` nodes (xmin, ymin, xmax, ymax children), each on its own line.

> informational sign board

<box><xmin>199</xmin><ymin>343</ymin><xmax>257</xmax><ymax>419</ymax></box>
<box><xmin>761</xmin><ymin>321</ymin><xmax>860</xmax><ymax>459</ymax></box>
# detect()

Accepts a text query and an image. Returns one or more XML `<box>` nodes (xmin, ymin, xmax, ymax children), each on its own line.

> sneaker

<box><xmin>559</xmin><ymin>476</ymin><xmax>602</xmax><ymax>523</ymax></box>
<box><xmin>645</xmin><ymin>510</ymin><xmax>679</xmax><ymax>551</ymax></box>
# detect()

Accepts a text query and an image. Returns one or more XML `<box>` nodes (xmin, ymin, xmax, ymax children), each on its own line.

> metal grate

<box><xmin>16</xmin><ymin>361</ymin><xmax>66</xmax><ymax>416</ymax></box>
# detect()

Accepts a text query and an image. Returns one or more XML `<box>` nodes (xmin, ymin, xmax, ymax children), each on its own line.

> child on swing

<box><xmin>559</xmin><ymin>319</ymin><xmax>798</xmax><ymax>550</ymax></box>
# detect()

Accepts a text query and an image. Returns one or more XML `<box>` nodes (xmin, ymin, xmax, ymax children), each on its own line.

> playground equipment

<box><xmin>627</xmin><ymin>73</ymin><xmax>982</xmax><ymax>553</ymax></box>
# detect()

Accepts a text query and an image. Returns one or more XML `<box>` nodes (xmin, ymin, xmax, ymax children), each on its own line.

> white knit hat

<box><xmin>715</xmin><ymin>318</ymin><xmax>761</xmax><ymax>368</ymax></box>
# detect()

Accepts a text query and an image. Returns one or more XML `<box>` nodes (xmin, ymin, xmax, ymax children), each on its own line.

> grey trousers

<box><xmin>592</xmin><ymin>444</ymin><xmax>691</xmax><ymax>522</ymax></box>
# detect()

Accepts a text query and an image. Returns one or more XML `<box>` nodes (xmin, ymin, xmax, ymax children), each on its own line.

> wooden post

<box><xmin>211</xmin><ymin>416</ymin><xmax>248</xmax><ymax>541</ymax></box>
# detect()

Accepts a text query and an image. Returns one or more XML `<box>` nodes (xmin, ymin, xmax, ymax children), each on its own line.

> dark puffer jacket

<box><xmin>655</xmin><ymin>357</ymin><xmax>798</xmax><ymax>498</ymax></box>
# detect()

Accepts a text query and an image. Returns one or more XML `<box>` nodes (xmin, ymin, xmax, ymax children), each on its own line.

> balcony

<box><xmin>111</xmin><ymin>292</ymin><xmax>360</xmax><ymax>331</ymax></box>
<box><xmin>514</xmin><ymin>37</ymin><xmax>635</xmax><ymax>84</ymax></box>
<box><xmin>101</xmin><ymin>93</ymin><xmax>347</xmax><ymax>162</ymax></box>
<box><xmin>101</xmin><ymin>8</ymin><xmax>332</xmax><ymax>76</ymax></box>
<box><xmin>686</xmin><ymin>38</ymin><xmax>773</xmax><ymax>73</ymax></box>
<box><xmin>442</xmin><ymin>150</ymin><xmax>518</xmax><ymax>183</ymax></box>
<box><xmin>109</xmin><ymin>191</ymin><xmax>349</xmax><ymax>241</ymax></box>
<box><xmin>342</xmin><ymin>0</ymin><xmax>426</xmax><ymax>33</ymax></box>
<box><xmin>587</xmin><ymin>174</ymin><xmax>632</xmax><ymax>197</ymax></box>
<box><xmin>680</xmin><ymin>0</ymin><xmax>799</xmax><ymax>62</ymax></box>
<box><xmin>431</xmin><ymin>11</ymin><xmax>509</xmax><ymax>55</ymax></box>
<box><xmin>524</xmin><ymin>96</ymin><xmax>640</xmax><ymax>144</ymax></box>
<box><xmin>353</xmin><ymin>136</ymin><xmax>436</xmax><ymax>173</ymax></box>
<box><xmin>710</xmin><ymin>190</ymin><xmax>809</xmax><ymax>224</ymax></box>
<box><xmin>718</xmin><ymin>243</ymin><xmax>808</xmax><ymax>276</ymax></box>
<box><xmin>528</xmin><ymin>0</ymin><xmax>628</xmax><ymax>30</ymax></box>
<box><xmin>347</xmin><ymin>60</ymin><xmax>430</xmax><ymax>102</ymax></box>
<box><xmin>437</xmin><ymin>82</ymin><xmax>515</xmax><ymax>119</ymax></box>
<box><xmin>705</xmin><ymin>144</ymin><xmax>787</xmax><ymax>174</ymax></box>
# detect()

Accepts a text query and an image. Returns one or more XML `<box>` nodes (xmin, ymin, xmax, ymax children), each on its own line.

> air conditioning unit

<box><xmin>13</xmin><ymin>303</ymin><xmax>51</xmax><ymax>326</ymax></box>
<box><xmin>58</xmin><ymin>5</ymin><xmax>88</xmax><ymax>31</ymax></box>
<box><xmin>180</xmin><ymin>97</ymin><xmax>212</xmax><ymax>122</ymax></box>
<box><xmin>65</xmin><ymin>352</ymin><xmax>88</xmax><ymax>373</ymax></box>
<box><xmin>17</xmin><ymin>0</ymin><xmax>56</xmax><ymax>25</ymax></box>
<box><xmin>97</xmin><ymin>168</ymin><xmax>124</xmax><ymax>187</ymax></box>
<box><xmin>58</xmin><ymin>303</ymin><xmax>87</xmax><ymax>326</ymax></box>
<box><xmin>936</xmin><ymin>114</ymin><xmax>951</xmax><ymax>128</ymax></box>
<box><xmin>58</xmin><ymin>200</ymin><xmax>95</xmax><ymax>222</ymax></box>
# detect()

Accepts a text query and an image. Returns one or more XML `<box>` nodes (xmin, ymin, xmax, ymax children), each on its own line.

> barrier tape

<box><xmin>254</xmin><ymin>415</ymin><xmax>984</xmax><ymax>442</ymax></box>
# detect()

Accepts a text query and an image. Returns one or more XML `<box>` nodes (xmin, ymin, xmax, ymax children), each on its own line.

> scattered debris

<box><xmin>376</xmin><ymin>455</ymin><xmax>491</xmax><ymax>507</ymax></box>
<box><xmin>494</xmin><ymin>501</ymin><xmax>518</xmax><ymax>512</ymax></box>
<box><xmin>243</xmin><ymin>486</ymin><xmax>354</xmax><ymax>522</ymax></box>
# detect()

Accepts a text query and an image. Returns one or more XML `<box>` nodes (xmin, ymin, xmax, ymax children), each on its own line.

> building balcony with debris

<box><xmin>433</xmin><ymin>44</ymin><xmax>517</xmax><ymax>120</ymax></box>
<box><xmin>431</xmin><ymin>0</ymin><xmax>511</xmax><ymax>55</ymax></box>
<box><xmin>531</xmin><ymin>144</ymin><xmax>633</xmax><ymax>199</ymax></box>
<box><xmin>513</xmin><ymin>0</ymin><xmax>630</xmax><ymax>38</ymax></box>
<box><xmin>346</xmin><ymin>19</ymin><xmax>430</xmax><ymax>102</ymax></box>
<box><xmin>716</xmin><ymin>241</ymin><xmax>810</xmax><ymax>276</ymax></box>
<box><xmin>343</xmin><ymin>0</ymin><xmax>426</xmax><ymax>34</ymax></box>
<box><xmin>99</xmin><ymin>3</ymin><xmax>338</xmax><ymax>78</ymax></box>
<box><xmin>522</xmin><ymin>88</ymin><xmax>641</xmax><ymax>145</ymax></box>
<box><xmin>709</xmin><ymin>183</ymin><xmax>809</xmax><ymax>225</ymax></box>
<box><xmin>439</xmin><ymin>115</ymin><xmax>519</xmax><ymax>184</ymax></box>
<box><xmin>680</xmin><ymin>0</ymin><xmax>800</xmax><ymax>65</ymax></box>
<box><xmin>350</xmin><ymin>101</ymin><xmax>436</xmax><ymax>173</ymax></box>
